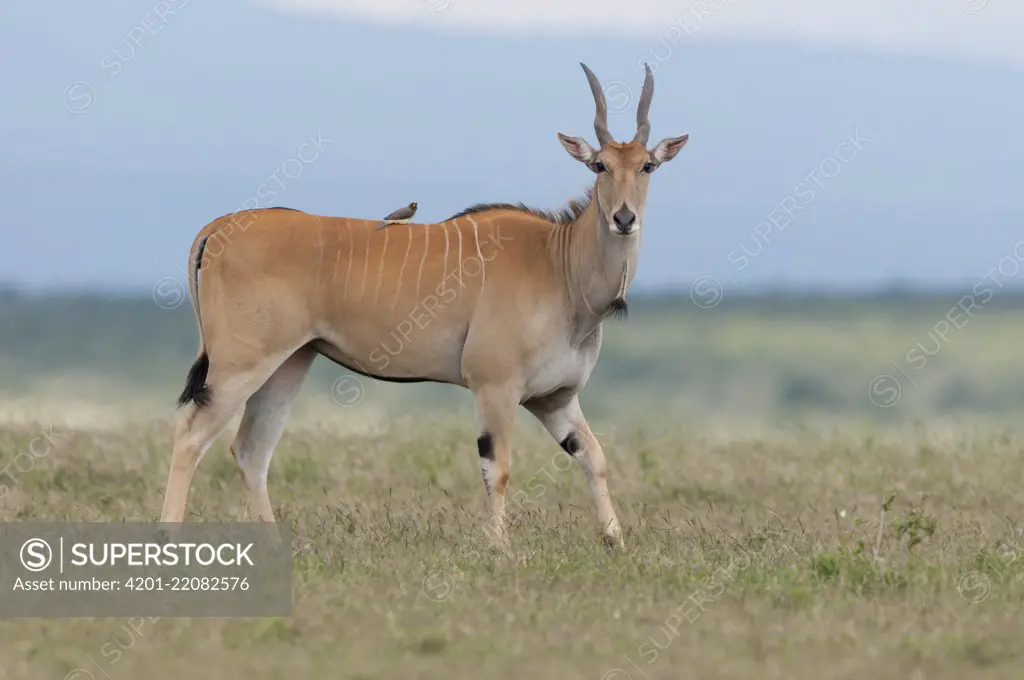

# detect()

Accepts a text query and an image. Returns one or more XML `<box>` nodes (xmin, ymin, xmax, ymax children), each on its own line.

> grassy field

<box><xmin>3</xmin><ymin>290</ymin><xmax>1024</xmax><ymax>677</ymax></box>
<box><xmin>1</xmin><ymin>410</ymin><xmax>1022</xmax><ymax>679</ymax></box>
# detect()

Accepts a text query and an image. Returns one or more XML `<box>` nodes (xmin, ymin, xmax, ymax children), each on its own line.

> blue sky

<box><xmin>1</xmin><ymin>0</ymin><xmax>1022</xmax><ymax>292</ymax></box>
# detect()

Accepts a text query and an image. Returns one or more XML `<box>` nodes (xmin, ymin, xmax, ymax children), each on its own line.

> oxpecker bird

<box><xmin>376</xmin><ymin>202</ymin><xmax>417</xmax><ymax>230</ymax></box>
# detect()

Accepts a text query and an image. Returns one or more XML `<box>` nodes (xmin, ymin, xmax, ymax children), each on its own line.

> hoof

<box><xmin>155</xmin><ymin>521</ymin><xmax>184</xmax><ymax>546</ymax></box>
<box><xmin>489</xmin><ymin>542</ymin><xmax>513</xmax><ymax>559</ymax></box>
<box><xmin>155</xmin><ymin>526</ymin><xmax>173</xmax><ymax>546</ymax></box>
<box><xmin>483</xmin><ymin>526</ymin><xmax>512</xmax><ymax>556</ymax></box>
<box><xmin>602</xmin><ymin>533</ymin><xmax>625</xmax><ymax>553</ymax></box>
<box><xmin>488</xmin><ymin>535</ymin><xmax>512</xmax><ymax>557</ymax></box>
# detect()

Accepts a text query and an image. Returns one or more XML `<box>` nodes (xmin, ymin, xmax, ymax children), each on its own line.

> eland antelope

<box><xmin>159</xmin><ymin>63</ymin><xmax>689</xmax><ymax>549</ymax></box>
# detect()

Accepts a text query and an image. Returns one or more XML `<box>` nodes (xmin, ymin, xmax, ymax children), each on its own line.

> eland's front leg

<box><xmin>526</xmin><ymin>394</ymin><xmax>623</xmax><ymax>548</ymax></box>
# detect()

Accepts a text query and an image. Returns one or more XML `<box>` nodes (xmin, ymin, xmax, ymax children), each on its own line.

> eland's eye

<box><xmin>642</xmin><ymin>161</ymin><xmax>655</xmax><ymax>174</ymax></box>
<box><xmin>592</xmin><ymin>161</ymin><xmax>607</xmax><ymax>173</ymax></box>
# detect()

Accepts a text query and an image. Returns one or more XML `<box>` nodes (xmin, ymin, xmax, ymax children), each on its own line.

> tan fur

<box><xmin>158</xmin><ymin>64</ymin><xmax>689</xmax><ymax>550</ymax></box>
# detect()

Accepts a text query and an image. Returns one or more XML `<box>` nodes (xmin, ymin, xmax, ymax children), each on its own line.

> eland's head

<box><xmin>557</xmin><ymin>63</ymin><xmax>689</xmax><ymax>236</ymax></box>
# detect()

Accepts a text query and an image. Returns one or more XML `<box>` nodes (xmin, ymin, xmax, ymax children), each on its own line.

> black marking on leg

<box><xmin>560</xmin><ymin>433</ymin><xmax>582</xmax><ymax>456</ymax></box>
<box><xmin>477</xmin><ymin>433</ymin><xmax>494</xmax><ymax>460</ymax></box>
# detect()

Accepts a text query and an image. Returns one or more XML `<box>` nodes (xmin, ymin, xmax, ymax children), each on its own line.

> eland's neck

<box><xmin>560</xmin><ymin>191</ymin><xmax>640</xmax><ymax>335</ymax></box>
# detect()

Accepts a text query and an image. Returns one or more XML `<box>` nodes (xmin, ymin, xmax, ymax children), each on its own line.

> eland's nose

<box><xmin>613</xmin><ymin>207</ymin><xmax>636</xmax><ymax>233</ymax></box>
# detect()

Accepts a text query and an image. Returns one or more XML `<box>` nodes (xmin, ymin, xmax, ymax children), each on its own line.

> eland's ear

<box><xmin>650</xmin><ymin>134</ymin><xmax>689</xmax><ymax>165</ymax></box>
<box><xmin>557</xmin><ymin>133</ymin><xmax>598</xmax><ymax>165</ymax></box>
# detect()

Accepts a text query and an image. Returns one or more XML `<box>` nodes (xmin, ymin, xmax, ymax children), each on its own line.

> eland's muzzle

<box><xmin>612</xmin><ymin>206</ymin><xmax>636</xmax><ymax>234</ymax></box>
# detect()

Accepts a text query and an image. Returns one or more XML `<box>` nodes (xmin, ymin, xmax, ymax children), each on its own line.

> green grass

<box><xmin>1</xmin><ymin>412</ymin><xmax>1023</xmax><ymax>679</ymax></box>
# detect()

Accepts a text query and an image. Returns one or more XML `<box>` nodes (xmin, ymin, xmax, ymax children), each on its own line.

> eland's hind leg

<box><xmin>159</xmin><ymin>346</ymin><xmax>301</xmax><ymax>524</ymax></box>
<box><xmin>229</xmin><ymin>346</ymin><xmax>316</xmax><ymax>522</ymax></box>
<box><xmin>525</xmin><ymin>393</ymin><xmax>623</xmax><ymax>548</ymax></box>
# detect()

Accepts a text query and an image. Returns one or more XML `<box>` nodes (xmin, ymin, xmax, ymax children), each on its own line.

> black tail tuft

<box><xmin>176</xmin><ymin>352</ymin><xmax>211</xmax><ymax>408</ymax></box>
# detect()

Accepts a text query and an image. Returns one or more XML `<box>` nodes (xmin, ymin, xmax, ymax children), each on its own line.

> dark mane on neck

<box><xmin>446</xmin><ymin>188</ymin><xmax>593</xmax><ymax>225</ymax></box>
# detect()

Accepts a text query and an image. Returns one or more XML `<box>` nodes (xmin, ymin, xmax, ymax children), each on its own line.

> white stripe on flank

<box><xmin>375</xmin><ymin>227</ymin><xmax>389</xmax><ymax>304</ymax></box>
<box><xmin>416</xmin><ymin>225</ymin><xmax>429</xmax><ymax>301</ymax></box>
<box><xmin>360</xmin><ymin>228</ymin><xmax>370</xmax><ymax>302</ymax></box>
<box><xmin>467</xmin><ymin>215</ymin><xmax>485</xmax><ymax>295</ymax></box>
<box><xmin>392</xmin><ymin>224</ymin><xmax>413</xmax><ymax>312</ymax></box>
<box><xmin>344</xmin><ymin>221</ymin><xmax>353</xmax><ymax>300</ymax></box>
<box><xmin>455</xmin><ymin>219</ymin><xmax>464</xmax><ymax>288</ymax></box>
<box><xmin>441</xmin><ymin>222</ymin><xmax>450</xmax><ymax>285</ymax></box>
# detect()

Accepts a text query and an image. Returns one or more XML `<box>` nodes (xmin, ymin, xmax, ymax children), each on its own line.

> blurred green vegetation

<box><xmin>3</xmin><ymin>287</ymin><xmax>1024</xmax><ymax>421</ymax></box>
